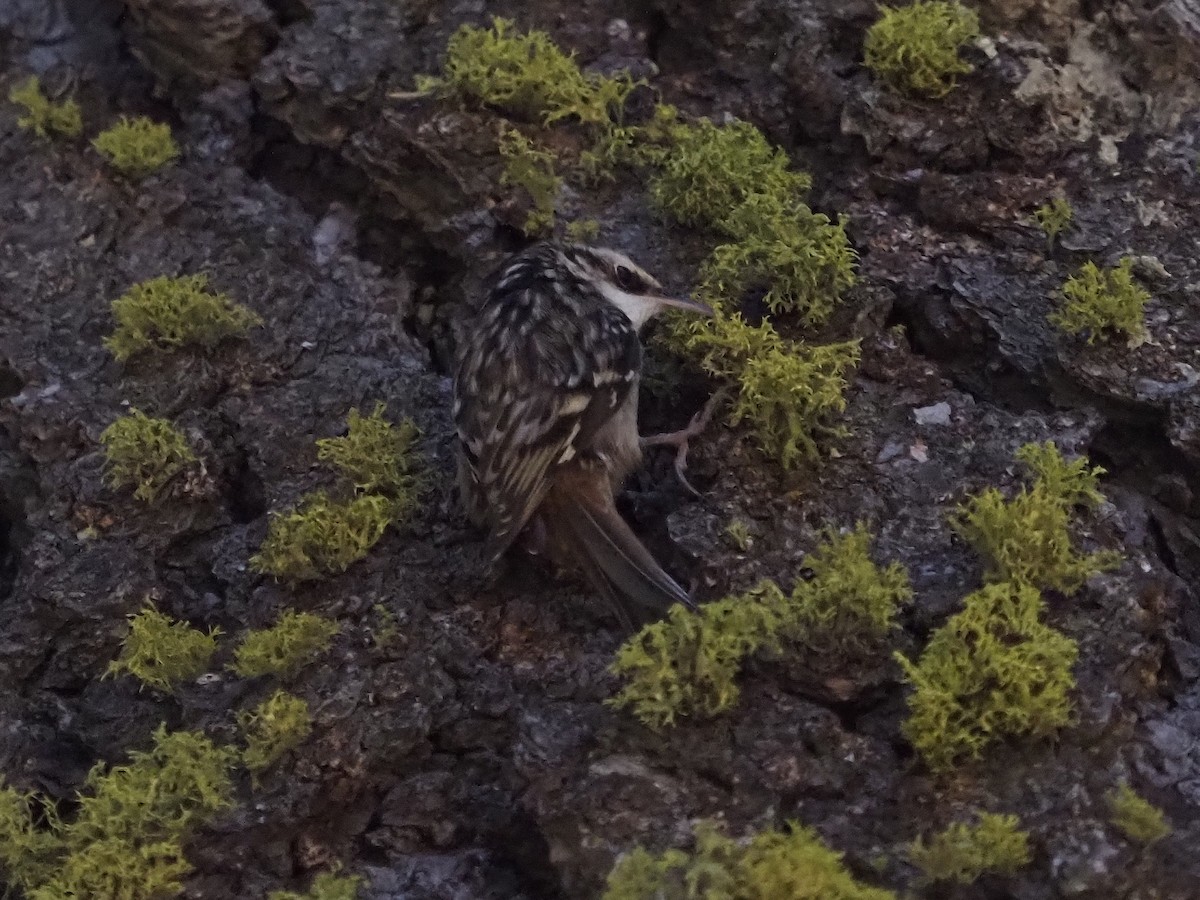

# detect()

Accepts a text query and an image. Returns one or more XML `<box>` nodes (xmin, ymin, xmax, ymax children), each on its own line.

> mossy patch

<box><xmin>1050</xmin><ymin>257</ymin><xmax>1150</xmax><ymax>345</ymax></box>
<box><xmin>498</xmin><ymin>127</ymin><xmax>560</xmax><ymax>235</ymax></box>
<box><xmin>106</xmin><ymin>605</ymin><xmax>220</xmax><ymax>692</ymax></box>
<box><xmin>603</xmin><ymin>820</ymin><xmax>895</xmax><ymax>900</ymax></box>
<box><xmin>1107</xmin><ymin>783</ymin><xmax>1171</xmax><ymax>844</ymax></box>
<box><xmin>909</xmin><ymin>812</ymin><xmax>1031</xmax><ymax>883</ymax></box>
<box><xmin>239</xmin><ymin>690</ymin><xmax>314</xmax><ymax>774</ymax></box>
<box><xmin>92</xmin><ymin>116</ymin><xmax>180</xmax><ymax>177</ymax></box>
<box><xmin>315</xmin><ymin>403</ymin><xmax>421</xmax><ymax>504</ymax></box>
<box><xmin>1033</xmin><ymin>197</ymin><xmax>1073</xmax><ymax>249</ymax></box>
<box><xmin>269</xmin><ymin>871</ymin><xmax>363</xmax><ymax>900</ymax></box>
<box><xmin>863</xmin><ymin>1</ymin><xmax>981</xmax><ymax>98</ymax></box>
<box><xmin>99</xmin><ymin>409</ymin><xmax>198</xmax><ymax>502</ymax></box>
<box><xmin>251</xmin><ymin>492</ymin><xmax>393</xmax><ymax>581</ymax></box>
<box><xmin>231</xmin><ymin>610</ymin><xmax>340</xmax><ymax>678</ymax></box>
<box><xmin>9</xmin><ymin>76</ymin><xmax>82</xmax><ymax>139</ymax></box>
<box><xmin>105</xmin><ymin>274</ymin><xmax>262</xmax><ymax>361</ymax></box>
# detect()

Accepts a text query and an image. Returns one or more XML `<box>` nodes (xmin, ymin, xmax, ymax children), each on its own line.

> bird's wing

<box><xmin>454</xmin><ymin>301</ymin><xmax>640</xmax><ymax>562</ymax></box>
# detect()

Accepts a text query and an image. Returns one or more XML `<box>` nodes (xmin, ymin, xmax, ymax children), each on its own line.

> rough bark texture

<box><xmin>2</xmin><ymin>0</ymin><xmax>1200</xmax><ymax>897</ymax></box>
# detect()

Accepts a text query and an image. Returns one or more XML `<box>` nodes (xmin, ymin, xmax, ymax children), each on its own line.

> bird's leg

<box><xmin>640</xmin><ymin>388</ymin><xmax>728</xmax><ymax>496</ymax></box>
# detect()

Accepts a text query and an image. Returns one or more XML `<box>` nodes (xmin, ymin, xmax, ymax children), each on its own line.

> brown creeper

<box><xmin>453</xmin><ymin>242</ymin><xmax>712</xmax><ymax>626</ymax></box>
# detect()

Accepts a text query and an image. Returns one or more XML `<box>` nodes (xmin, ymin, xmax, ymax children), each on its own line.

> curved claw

<box><xmin>641</xmin><ymin>388</ymin><xmax>729</xmax><ymax>495</ymax></box>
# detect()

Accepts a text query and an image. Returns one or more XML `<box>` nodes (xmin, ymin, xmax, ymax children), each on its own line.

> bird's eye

<box><xmin>614</xmin><ymin>265</ymin><xmax>641</xmax><ymax>292</ymax></box>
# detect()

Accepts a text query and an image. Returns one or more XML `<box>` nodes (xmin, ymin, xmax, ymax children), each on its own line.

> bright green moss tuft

<box><xmin>92</xmin><ymin>116</ymin><xmax>180</xmax><ymax>177</ymax></box>
<box><xmin>106</xmin><ymin>605</ymin><xmax>220</xmax><ymax>692</ymax></box>
<box><xmin>9</xmin><ymin>76</ymin><xmax>82</xmax><ymax>139</ymax></box>
<box><xmin>418</xmin><ymin>17</ymin><xmax>638</xmax><ymax>128</ymax></box>
<box><xmin>251</xmin><ymin>492</ymin><xmax>393</xmax><ymax>581</ymax></box>
<box><xmin>603</xmin><ymin>820</ymin><xmax>896</xmax><ymax>900</ymax></box>
<box><xmin>863</xmin><ymin>1</ymin><xmax>981</xmax><ymax>98</ymax></box>
<box><xmin>896</xmin><ymin>581</ymin><xmax>1078</xmax><ymax>772</ymax></box>
<box><xmin>1050</xmin><ymin>257</ymin><xmax>1150</xmax><ymax>344</ymax></box>
<box><xmin>609</xmin><ymin>596</ymin><xmax>778</xmax><ymax>728</ymax></box>
<box><xmin>952</xmin><ymin>441</ymin><xmax>1122</xmax><ymax>593</ymax></box>
<box><xmin>270</xmin><ymin>871</ymin><xmax>364</xmax><ymax>900</ymax></box>
<box><xmin>1034</xmin><ymin>197</ymin><xmax>1073</xmax><ymax>249</ymax></box>
<box><xmin>498</xmin><ymin>128</ymin><xmax>560</xmax><ymax>235</ymax></box>
<box><xmin>105</xmin><ymin>273</ymin><xmax>262</xmax><ymax>361</ymax></box>
<box><xmin>315</xmin><ymin>403</ymin><xmax>421</xmax><ymax>503</ymax></box>
<box><xmin>1106</xmin><ymin>783</ymin><xmax>1171</xmax><ymax>844</ymax></box>
<box><xmin>909</xmin><ymin>813</ymin><xmax>1031</xmax><ymax>883</ymax></box>
<box><xmin>231</xmin><ymin>610</ymin><xmax>340</xmax><ymax>678</ymax></box>
<box><xmin>99</xmin><ymin>409</ymin><xmax>198</xmax><ymax>502</ymax></box>
<box><xmin>239</xmin><ymin>690</ymin><xmax>314</xmax><ymax>774</ymax></box>
<box><xmin>0</xmin><ymin>726</ymin><xmax>236</xmax><ymax>900</ymax></box>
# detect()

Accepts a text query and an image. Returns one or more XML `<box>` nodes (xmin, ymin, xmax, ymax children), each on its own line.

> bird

<box><xmin>452</xmin><ymin>242</ymin><xmax>713</xmax><ymax>628</ymax></box>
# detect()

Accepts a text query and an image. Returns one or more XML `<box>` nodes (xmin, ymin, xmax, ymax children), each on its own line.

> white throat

<box><xmin>597</xmin><ymin>281</ymin><xmax>660</xmax><ymax>331</ymax></box>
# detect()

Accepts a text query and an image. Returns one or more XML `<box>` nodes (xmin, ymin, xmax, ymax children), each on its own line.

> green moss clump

<box><xmin>1034</xmin><ymin>197</ymin><xmax>1073</xmax><ymax>249</ymax></box>
<box><xmin>251</xmin><ymin>492</ymin><xmax>393</xmax><ymax>581</ymax></box>
<box><xmin>896</xmin><ymin>581</ymin><xmax>1078</xmax><ymax>772</ymax></box>
<box><xmin>231</xmin><ymin>610</ymin><xmax>340</xmax><ymax>678</ymax></box>
<box><xmin>498</xmin><ymin>128</ymin><xmax>560</xmax><ymax>235</ymax></box>
<box><xmin>315</xmin><ymin>403</ymin><xmax>421</xmax><ymax>502</ymax></box>
<box><xmin>239</xmin><ymin>690</ymin><xmax>313</xmax><ymax>774</ymax></box>
<box><xmin>1050</xmin><ymin>257</ymin><xmax>1150</xmax><ymax>344</ymax></box>
<box><xmin>106</xmin><ymin>605</ymin><xmax>220</xmax><ymax>692</ymax></box>
<box><xmin>418</xmin><ymin>17</ymin><xmax>638</xmax><ymax>129</ymax></box>
<box><xmin>1106</xmin><ymin>783</ymin><xmax>1171</xmax><ymax>844</ymax></box>
<box><xmin>0</xmin><ymin>726</ymin><xmax>236</xmax><ymax>899</ymax></box>
<box><xmin>105</xmin><ymin>274</ymin><xmax>262</xmax><ymax>361</ymax></box>
<box><xmin>99</xmin><ymin>409</ymin><xmax>198</xmax><ymax>502</ymax></box>
<box><xmin>9</xmin><ymin>76</ymin><xmax>82</xmax><ymax>139</ymax></box>
<box><xmin>863</xmin><ymin>1</ymin><xmax>981</xmax><ymax>98</ymax></box>
<box><xmin>269</xmin><ymin>871</ymin><xmax>364</xmax><ymax>900</ymax></box>
<box><xmin>603</xmin><ymin>820</ymin><xmax>895</xmax><ymax>900</ymax></box>
<box><xmin>909</xmin><ymin>813</ymin><xmax>1031</xmax><ymax>883</ymax></box>
<box><xmin>92</xmin><ymin>115</ymin><xmax>180</xmax><ymax>177</ymax></box>
<box><xmin>952</xmin><ymin>441</ymin><xmax>1122</xmax><ymax>593</ymax></box>
<box><xmin>565</xmin><ymin>218</ymin><xmax>601</xmax><ymax>242</ymax></box>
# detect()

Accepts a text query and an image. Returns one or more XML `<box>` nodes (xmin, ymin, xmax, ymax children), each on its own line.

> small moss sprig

<box><xmin>105</xmin><ymin>274</ymin><xmax>262</xmax><ymax>361</ymax></box>
<box><xmin>909</xmin><ymin>813</ymin><xmax>1031</xmax><ymax>883</ymax></box>
<box><xmin>239</xmin><ymin>691</ymin><xmax>313</xmax><ymax>774</ymax></box>
<box><xmin>0</xmin><ymin>726</ymin><xmax>236</xmax><ymax>899</ymax></box>
<box><xmin>1106</xmin><ymin>783</ymin><xmax>1171</xmax><ymax>844</ymax></box>
<box><xmin>1034</xmin><ymin>197</ymin><xmax>1073</xmax><ymax>250</ymax></box>
<box><xmin>315</xmin><ymin>403</ymin><xmax>421</xmax><ymax>502</ymax></box>
<box><xmin>269</xmin><ymin>871</ymin><xmax>364</xmax><ymax>900</ymax></box>
<box><xmin>863</xmin><ymin>1</ymin><xmax>981</xmax><ymax>98</ymax></box>
<box><xmin>106</xmin><ymin>606</ymin><xmax>220</xmax><ymax>692</ymax></box>
<box><xmin>9</xmin><ymin>76</ymin><xmax>82</xmax><ymax>139</ymax></box>
<box><xmin>498</xmin><ymin>127</ymin><xmax>560</xmax><ymax>235</ymax></box>
<box><xmin>952</xmin><ymin>441</ymin><xmax>1122</xmax><ymax>593</ymax></box>
<box><xmin>603</xmin><ymin>820</ymin><xmax>896</xmax><ymax>900</ymax></box>
<box><xmin>92</xmin><ymin>116</ymin><xmax>179</xmax><ymax>177</ymax></box>
<box><xmin>1050</xmin><ymin>257</ymin><xmax>1150</xmax><ymax>345</ymax></box>
<box><xmin>231</xmin><ymin>610</ymin><xmax>340</xmax><ymax>678</ymax></box>
<box><xmin>251</xmin><ymin>492</ymin><xmax>392</xmax><ymax>581</ymax></box>
<box><xmin>99</xmin><ymin>409</ymin><xmax>198</xmax><ymax>502</ymax></box>
<box><xmin>611</xmin><ymin>527</ymin><xmax>908</xmax><ymax>727</ymax></box>
<box><xmin>896</xmin><ymin>581</ymin><xmax>1078</xmax><ymax>772</ymax></box>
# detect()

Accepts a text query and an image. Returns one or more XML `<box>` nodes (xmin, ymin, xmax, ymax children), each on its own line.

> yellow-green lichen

<box><xmin>315</xmin><ymin>403</ymin><xmax>421</xmax><ymax>503</ymax></box>
<box><xmin>498</xmin><ymin>127</ymin><xmax>560</xmax><ymax>235</ymax></box>
<box><xmin>106</xmin><ymin>605</ymin><xmax>220</xmax><ymax>692</ymax></box>
<box><xmin>231</xmin><ymin>610</ymin><xmax>340</xmax><ymax>678</ymax></box>
<box><xmin>99</xmin><ymin>409</ymin><xmax>198</xmax><ymax>502</ymax></box>
<box><xmin>909</xmin><ymin>813</ymin><xmax>1031</xmax><ymax>883</ymax></box>
<box><xmin>863</xmin><ymin>1</ymin><xmax>981</xmax><ymax>98</ymax></box>
<box><xmin>952</xmin><ymin>441</ymin><xmax>1121</xmax><ymax>593</ymax></box>
<box><xmin>1106</xmin><ymin>783</ymin><xmax>1171</xmax><ymax>844</ymax></box>
<box><xmin>0</xmin><ymin>726</ymin><xmax>236</xmax><ymax>900</ymax></box>
<box><xmin>269</xmin><ymin>871</ymin><xmax>364</xmax><ymax>900</ymax></box>
<box><xmin>896</xmin><ymin>581</ymin><xmax>1078</xmax><ymax>772</ymax></box>
<box><xmin>239</xmin><ymin>690</ymin><xmax>313</xmax><ymax>774</ymax></box>
<box><xmin>9</xmin><ymin>75</ymin><xmax>82</xmax><ymax>139</ymax></box>
<box><xmin>251</xmin><ymin>492</ymin><xmax>393</xmax><ymax>581</ymax></box>
<box><xmin>1050</xmin><ymin>257</ymin><xmax>1150</xmax><ymax>345</ymax></box>
<box><xmin>1034</xmin><ymin>197</ymin><xmax>1073</xmax><ymax>250</ymax></box>
<box><xmin>105</xmin><ymin>274</ymin><xmax>262</xmax><ymax>361</ymax></box>
<box><xmin>603</xmin><ymin>820</ymin><xmax>896</xmax><ymax>900</ymax></box>
<box><xmin>92</xmin><ymin>116</ymin><xmax>180</xmax><ymax>177</ymax></box>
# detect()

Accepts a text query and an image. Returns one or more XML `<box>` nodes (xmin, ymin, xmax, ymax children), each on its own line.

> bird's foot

<box><xmin>640</xmin><ymin>388</ymin><xmax>728</xmax><ymax>496</ymax></box>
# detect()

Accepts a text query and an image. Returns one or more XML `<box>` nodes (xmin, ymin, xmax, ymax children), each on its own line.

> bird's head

<box><xmin>560</xmin><ymin>244</ymin><xmax>713</xmax><ymax>330</ymax></box>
